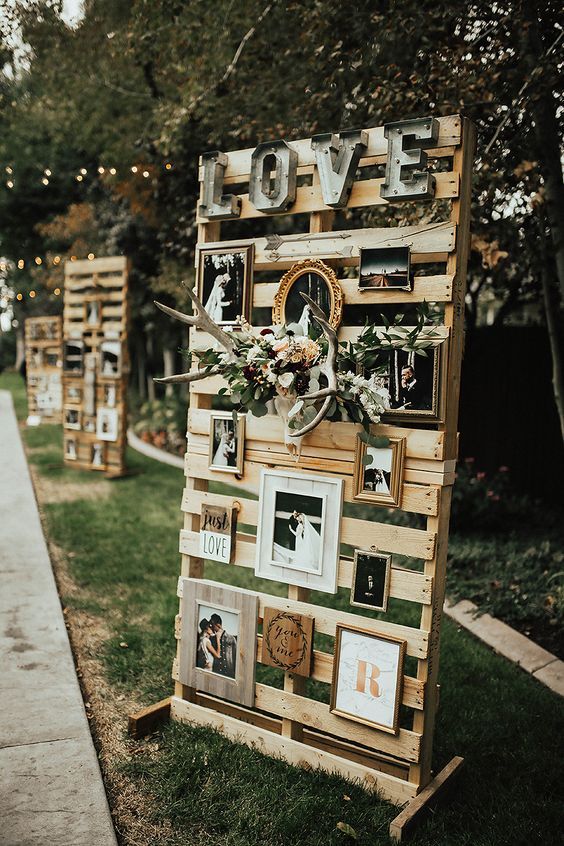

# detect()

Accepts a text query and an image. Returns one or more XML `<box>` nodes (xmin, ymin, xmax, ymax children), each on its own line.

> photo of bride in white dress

<box><xmin>209</xmin><ymin>413</ymin><xmax>244</xmax><ymax>474</ymax></box>
<box><xmin>198</xmin><ymin>246</ymin><xmax>252</xmax><ymax>326</ymax></box>
<box><xmin>272</xmin><ymin>491</ymin><xmax>324</xmax><ymax>573</ymax></box>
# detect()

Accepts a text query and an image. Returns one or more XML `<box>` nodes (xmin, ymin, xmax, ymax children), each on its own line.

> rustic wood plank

<box><xmin>170</xmin><ymin>696</ymin><xmax>417</xmax><ymax>805</ymax></box>
<box><xmin>389</xmin><ymin>756</ymin><xmax>464</xmax><ymax>841</ymax></box>
<box><xmin>128</xmin><ymin>697</ymin><xmax>171</xmax><ymax>739</ymax></box>
<box><xmin>196</xmin><ymin>172</ymin><xmax>459</xmax><ymax>223</ymax></box>
<box><xmin>254</xmin><ymin>684</ymin><xmax>421</xmax><ymax>763</ymax></box>
<box><xmin>197</xmin><ymin>222</ymin><xmax>455</xmax><ymax>269</ymax></box>
<box><xmin>179</xmin><ymin>528</ymin><xmax>433</xmax><ymax>603</ymax></box>
<box><xmin>64</xmin><ymin>256</ymin><xmax>127</xmax><ymax>275</ymax></box>
<box><xmin>253</xmin><ymin>274</ymin><xmax>454</xmax><ymax>305</ymax></box>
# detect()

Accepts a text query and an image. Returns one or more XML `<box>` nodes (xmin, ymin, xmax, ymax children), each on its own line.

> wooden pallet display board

<box><xmin>62</xmin><ymin>256</ymin><xmax>130</xmax><ymax>476</ymax></box>
<box><xmin>24</xmin><ymin>315</ymin><xmax>63</xmax><ymax>424</ymax></box>
<box><xmin>169</xmin><ymin>115</ymin><xmax>475</xmax><ymax>827</ymax></box>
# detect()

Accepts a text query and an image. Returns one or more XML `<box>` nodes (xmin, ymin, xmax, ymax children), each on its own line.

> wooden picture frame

<box><xmin>64</xmin><ymin>436</ymin><xmax>78</xmax><ymax>461</ymax></box>
<box><xmin>273</xmin><ymin>258</ymin><xmax>343</xmax><ymax>330</ymax></box>
<box><xmin>199</xmin><ymin>502</ymin><xmax>238</xmax><ymax>564</ymax></box>
<box><xmin>64</xmin><ymin>406</ymin><xmax>82</xmax><ymax>431</ymax></box>
<box><xmin>255</xmin><ymin>469</ymin><xmax>343</xmax><ymax>594</ymax></box>
<box><xmin>66</xmin><ymin>384</ymin><xmax>82</xmax><ymax>404</ymax></box>
<box><xmin>197</xmin><ymin>244</ymin><xmax>253</xmax><ymax>327</ymax></box>
<box><xmin>179</xmin><ymin>579</ymin><xmax>258</xmax><ymax>708</ymax></box>
<box><xmin>353</xmin><ymin>435</ymin><xmax>405</xmax><ymax>507</ymax></box>
<box><xmin>383</xmin><ymin>340</ymin><xmax>448</xmax><ymax>423</ymax></box>
<box><xmin>350</xmin><ymin>550</ymin><xmax>392</xmax><ymax>612</ymax></box>
<box><xmin>208</xmin><ymin>412</ymin><xmax>245</xmax><ymax>474</ymax></box>
<box><xmin>330</xmin><ymin>625</ymin><xmax>406</xmax><ymax>735</ymax></box>
<box><xmin>84</xmin><ymin>297</ymin><xmax>103</xmax><ymax>329</ymax></box>
<box><xmin>63</xmin><ymin>340</ymin><xmax>84</xmax><ymax>375</ymax></box>
<box><xmin>358</xmin><ymin>246</ymin><xmax>412</xmax><ymax>292</ymax></box>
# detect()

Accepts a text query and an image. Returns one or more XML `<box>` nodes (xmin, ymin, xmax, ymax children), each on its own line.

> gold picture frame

<box><xmin>197</xmin><ymin>244</ymin><xmax>253</xmax><ymax>327</ymax></box>
<box><xmin>208</xmin><ymin>412</ymin><xmax>245</xmax><ymax>475</ymax></box>
<box><xmin>330</xmin><ymin>625</ymin><xmax>406</xmax><ymax>735</ymax></box>
<box><xmin>272</xmin><ymin>258</ymin><xmax>343</xmax><ymax>330</ymax></box>
<box><xmin>350</xmin><ymin>550</ymin><xmax>392</xmax><ymax>612</ymax></box>
<box><xmin>353</xmin><ymin>435</ymin><xmax>405</xmax><ymax>507</ymax></box>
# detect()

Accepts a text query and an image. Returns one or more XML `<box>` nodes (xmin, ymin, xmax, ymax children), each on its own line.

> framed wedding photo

<box><xmin>208</xmin><ymin>412</ymin><xmax>245</xmax><ymax>474</ymax></box>
<box><xmin>179</xmin><ymin>579</ymin><xmax>258</xmax><ymax>708</ymax></box>
<box><xmin>197</xmin><ymin>244</ymin><xmax>253</xmax><ymax>327</ymax></box>
<box><xmin>353</xmin><ymin>435</ymin><xmax>405</xmax><ymax>507</ymax></box>
<box><xmin>96</xmin><ymin>407</ymin><xmax>119</xmax><ymax>442</ymax></box>
<box><xmin>273</xmin><ymin>258</ymin><xmax>343</xmax><ymax>331</ymax></box>
<box><xmin>90</xmin><ymin>441</ymin><xmax>107</xmax><ymax>470</ymax></box>
<box><xmin>384</xmin><ymin>340</ymin><xmax>448</xmax><ymax>423</ymax></box>
<box><xmin>100</xmin><ymin>340</ymin><xmax>121</xmax><ymax>377</ymax></box>
<box><xmin>358</xmin><ymin>246</ymin><xmax>412</xmax><ymax>292</ymax></box>
<box><xmin>84</xmin><ymin>297</ymin><xmax>102</xmax><ymax>328</ymax></box>
<box><xmin>255</xmin><ymin>469</ymin><xmax>343</xmax><ymax>593</ymax></box>
<box><xmin>350</xmin><ymin>550</ymin><xmax>392</xmax><ymax>612</ymax></box>
<box><xmin>330</xmin><ymin>625</ymin><xmax>406</xmax><ymax>734</ymax></box>
<box><xmin>64</xmin><ymin>436</ymin><xmax>77</xmax><ymax>461</ymax></box>
<box><xmin>64</xmin><ymin>406</ymin><xmax>81</xmax><ymax>431</ymax></box>
<box><xmin>63</xmin><ymin>340</ymin><xmax>84</xmax><ymax>374</ymax></box>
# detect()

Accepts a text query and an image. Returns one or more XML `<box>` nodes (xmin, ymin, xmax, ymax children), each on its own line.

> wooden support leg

<box><xmin>389</xmin><ymin>755</ymin><xmax>464</xmax><ymax>842</ymax></box>
<box><xmin>128</xmin><ymin>697</ymin><xmax>172</xmax><ymax>739</ymax></box>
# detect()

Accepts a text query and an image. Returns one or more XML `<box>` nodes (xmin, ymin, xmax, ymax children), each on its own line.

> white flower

<box><xmin>277</xmin><ymin>372</ymin><xmax>294</xmax><ymax>389</ymax></box>
<box><xmin>246</xmin><ymin>345</ymin><xmax>264</xmax><ymax>362</ymax></box>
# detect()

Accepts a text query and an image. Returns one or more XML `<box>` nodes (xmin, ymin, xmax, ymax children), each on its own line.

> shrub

<box><xmin>133</xmin><ymin>396</ymin><xmax>187</xmax><ymax>456</ymax></box>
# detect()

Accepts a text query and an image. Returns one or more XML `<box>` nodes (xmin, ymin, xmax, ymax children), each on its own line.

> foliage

<box><xmin>133</xmin><ymin>395</ymin><xmax>187</xmax><ymax>455</ymax></box>
<box><xmin>198</xmin><ymin>304</ymin><xmax>440</xmax><ymax>438</ymax></box>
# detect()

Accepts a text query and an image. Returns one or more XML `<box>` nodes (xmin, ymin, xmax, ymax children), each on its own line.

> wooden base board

<box><xmin>388</xmin><ymin>755</ymin><xmax>464</xmax><ymax>842</ymax></box>
<box><xmin>170</xmin><ymin>695</ymin><xmax>417</xmax><ymax>805</ymax></box>
<box><xmin>128</xmin><ymin>697</ymin><xmax>172</xmax><ymax>739</ymax></box>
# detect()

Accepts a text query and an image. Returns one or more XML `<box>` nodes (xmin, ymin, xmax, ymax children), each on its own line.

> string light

<box><xmin>109</xmin><ymin>167</ymin><xmax>117</xmax><ymax>175</ymax></box>
<box><xmin>165</xmin><ymin>162</ymin><xmax>172</xmax><ymax>170</ymax></box>
<box><xmin>80</xmin><ymin>168</ymin><xmax>87</xmax><ymax>175</ymax></box>
<box><xmin>29</xmin><ymin>290</ymin><xmax>36</xmax><ymax>298</ymax></box>
<box><xmin>1</xmin><ymin>160</ymin><xmax>175</xmax><ymax>189</ymax></box>
<box><xmin>5</xmin><ymin>166</ymin><xmax>13</xmax><ymax>174</ymax></box>
<box><xmin>34</xmin><ymin>257</ymin><xmax>42</xmax><ymax>265</ymax></box>
<box><xmin>142</xmin><ymin>170</ymin><xmax>150</xmax><ymax>178</ymax></box>
<box><xmin>87</xmin><ymin>253</ymin><xmax>95</xmax><ymax>260</ymax></box>
<box><xmin>44</xmin><ymin>168</ymin><xmax>51</xmax><ymax>176</ymax></box>
<box><xmin>16</xmin><ymin>292</ymin><xmax>22</xmax><ymax>300</ymax></box>
<box><xmin>42</xmin><ymin>177</ymin><xmax>49</xmax><ymax>185</ymax></box>
<box><xmin>98</xmin><ymin>166</ymin><xmax>105</xmax><ymax>174</ymax></box>
<box><xmin>76</xmin><ymin>174</ymin><xmax>83</xmax><ymax>181</ymax></box>
<box><xmin>17</xmin><ymin>259</ymin><xmax>24</xmax><ymax>269</ymax></box>
<box><xmin>53</xmin><ymin>256</ymin><xmax>61</xmax><ymax>265</ymax></box>
<box><xmin>131</xmin><ymin>165</ymin><xmax>138</xmax><ymax>173</ymax></box>
<box><xmin>7</xmin><ymin>181</ymin><xmax>14</xmax><ymax>188</ymax></box>
<box><xmin>54</xmin><ymin>287</ymin><xmax>61</xmax><ymax>295</ymax></box>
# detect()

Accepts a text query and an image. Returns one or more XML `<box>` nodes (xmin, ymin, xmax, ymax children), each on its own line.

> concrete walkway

<box><xmin>0</xmin><ymin>391</ymin><xmax>117</xmax><ymax>846</ymax></box>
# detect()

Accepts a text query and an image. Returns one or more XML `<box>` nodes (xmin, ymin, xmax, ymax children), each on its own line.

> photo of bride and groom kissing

<box><xmin>272</xmin><ymin>490</ymin><xmax>324</xmax><ymax>573</ymax></box>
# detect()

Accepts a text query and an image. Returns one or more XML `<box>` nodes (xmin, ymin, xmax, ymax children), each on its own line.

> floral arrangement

<box><xmin>188</xmin><ymin>300</ymin><xmax>442</xmax><ymax>447</ymax></box>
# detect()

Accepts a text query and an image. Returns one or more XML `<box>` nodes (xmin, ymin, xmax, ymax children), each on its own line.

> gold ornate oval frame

<box><xmin>272</xmin><ymin>258</ymin><xmax>344</xmax><ymax>329</ymax></box>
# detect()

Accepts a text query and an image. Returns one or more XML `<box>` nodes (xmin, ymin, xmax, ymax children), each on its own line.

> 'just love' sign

<box><xmin>199</xmin><ymin>504</ymin><xmax>238</xmax><ymax>565</ymax></box>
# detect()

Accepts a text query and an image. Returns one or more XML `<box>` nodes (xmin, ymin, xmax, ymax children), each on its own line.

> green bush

<box><xmin>133</xmin><ymin>395</ymin><xmax>187</xmax><ymax>455</ymax></box>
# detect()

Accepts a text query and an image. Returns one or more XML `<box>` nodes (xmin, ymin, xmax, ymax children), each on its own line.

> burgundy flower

<box><xmin>260</xmin><ymin>328</ymin><xmax>274</xmax><ymax>336</ymax></box>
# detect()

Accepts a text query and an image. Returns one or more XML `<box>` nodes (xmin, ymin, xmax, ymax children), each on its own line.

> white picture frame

<box><xmin>96</xmin><ymin>407</ymin><xmax>118</xmax><ymax>442</ymax></box>
<box><xmin>255</xmin><ymin>469</ymin><xmax>343</xmax><ymax>594</ymax></box>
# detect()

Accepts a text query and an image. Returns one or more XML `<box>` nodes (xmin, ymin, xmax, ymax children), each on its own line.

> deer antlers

<box><xmin>288</xmin><ymin>293</ymin><xmax>338</xmax><ymax>439</ymax></box>
<box><xmin>153</xmin><ymin>283</ymin><xmax>235</xmax><ymax>385</ymax></box>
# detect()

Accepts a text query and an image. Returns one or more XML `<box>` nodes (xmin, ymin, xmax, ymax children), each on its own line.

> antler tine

<box><xmin>155</xmin><ymin>283</ymin><xmax>236</xmax><ymax>355</ymax></box>
<box><xmin>288</xmin><ymin>293</ymin><xmax>339</xmax><ymax>438</ymax></box>
<box><xmin>154</xmin><ymin>365</ymin><xmax>221</xmax><ymax>385</ymax></box>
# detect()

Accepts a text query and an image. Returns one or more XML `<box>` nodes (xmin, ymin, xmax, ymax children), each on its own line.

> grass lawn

<box><xmin>2</xmin><ymin>371</ymin><xmax>563</xmax><ymax>846</ymax></box>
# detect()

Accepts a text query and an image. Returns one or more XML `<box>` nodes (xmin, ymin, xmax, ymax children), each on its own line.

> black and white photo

<box><xmin>64</xmin><ymin>407</ymin><xmax>81</xmax><ymax>430</ymax></box>
<box><xmin>385</xmin><ymin>345</ymin><xmax>444</xmax><ymax>420</ymax></box>
<box><xmin>96</xmin><ymin>407</ymin><xmax>118</xmax><ymax>442</ymax></box>
<box><xmin>104</xmin><ymin>384</ymin><xmax>116</xmax><ymax>407</ymax></box>
<box><xmin>351</xmin><ymin>550</ymin><xmax>392</xmax><ymax>612</ymax></box>
<box><xmin>208</xmin><ymin>413</ymin><xmax>245</xmax><ymax>474</ymax></box>
<box><xmin>195</xmin><ymin>603</ymin><xmax>239</xmax><ymax>679</ymax></box>
<box><xmin>85</xmin><ymin>298</ymin><xmax>102</xmax><ymax>327</ymax></box>
<box><xmin>255</xmin><ymin>469</ymin><xmax>343</xmax><ymax>593</ymax></box>
<box><xmin>91</xmin><ymin>442</ymin><xmax>105</xmax><ymax>468</ymax></box>
<box><xmin>100</xmin><ymin>340</ymin><xmax>121</xmax><ymax>377</ymax></box>
<box><xmin>65</xmin><ymin>437</ymin><xmax>77</xmax><ymax>461</ymax></box>
<box><xmin>197</xmin><ymin>245</ymin><xmax>253</xmax><ymax>326</ymax></box>
<box><xmin>353</xmin><ymin>436</ymin><xmax>405</xmax><ymax>507</ymax></box>
<box><xmin>63</xmin><ymin>340</ymin><xmax>84</xmax><ymax>374</ymax></box>
<box><xmin>273</xmin><ymin>259</ymin><xmax>343</xmax><ymax>330</ymax></box>
<box><xmin>272</xmin><ymin>490</ymin><xmax>324</xmax><ymax>574</ymax></box>
<box><xmin>358</xmin><ymin>246</ymin><xmax>412</xmax><ymax>291</ymax></box>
